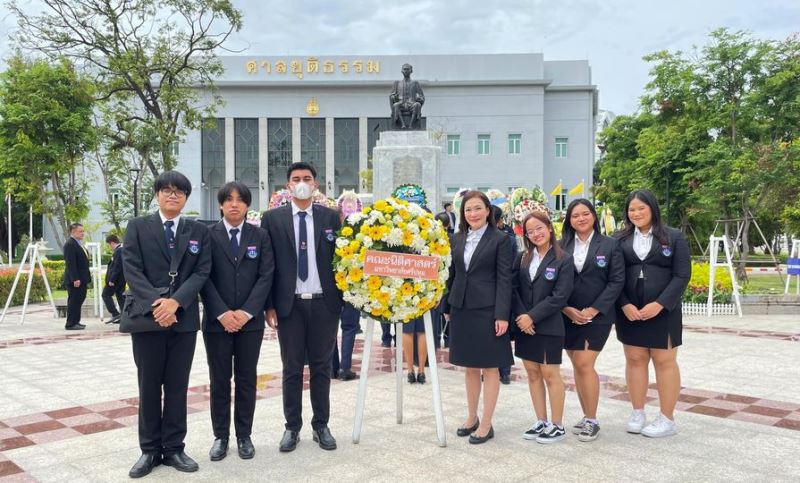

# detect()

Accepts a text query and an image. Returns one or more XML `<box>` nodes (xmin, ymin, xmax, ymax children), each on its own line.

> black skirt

<box><xmin>564</xmin><ymin>320</ymin><xmax>612</xmax><ymax>351</ymax></box>
<box><xmin>514</xmin><ymin>333</ymin><xmax>564</xmax><ymax>365</ymax></box>
<box><xmin>448</xmin><ymin>306</ymin><xmax>514</xmax><ymax>368</ymax></box>
<box><xmin>616</xmin><ymin>279</ymin><xmax>683</xmax><ymax>349</ymax></box>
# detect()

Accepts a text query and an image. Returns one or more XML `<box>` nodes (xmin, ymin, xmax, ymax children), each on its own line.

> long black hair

<box><xmin>457</xmin><ymin>191</ymin><xmax>495</xmax><ymax>233</ymax></box>
<box><xmin>560</xmin><ymin>198</ymin><xmax>601</xmax><ymax>248</ymax></box>
<box><xmin>615</xmin><ymin>189</ymin><xmax>669</xmax><ymax>244</ymax></box>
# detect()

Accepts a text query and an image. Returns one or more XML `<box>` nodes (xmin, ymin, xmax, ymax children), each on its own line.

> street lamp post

<box><xmin>129</xmin><ymin>168</ymin><xmax>141</xmax><ymax>217</ymax></box>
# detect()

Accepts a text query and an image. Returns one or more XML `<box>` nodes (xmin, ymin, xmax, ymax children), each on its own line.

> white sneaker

<box><xmin>626</xmin><ymin>410</ymin><xmax>647</xmax><ymax>434</ymax></box>
<box><xmin>571</xmin><ymin>417</ymin><xmax>587</xmax><ymax>435</ymax></box>
<box><xmin>641</xmin><ymin>414</ymin><xmax>677</xmax><ymax>438</ymax></box>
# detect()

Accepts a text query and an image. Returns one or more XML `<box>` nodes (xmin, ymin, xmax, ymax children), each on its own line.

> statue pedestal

<box><xmin>373</xmin><ymin>131</ymin><xmax>441</xmax><ymax>209</ymax></box>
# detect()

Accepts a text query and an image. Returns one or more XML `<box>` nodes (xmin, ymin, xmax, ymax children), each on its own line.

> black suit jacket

<box><xmin>562</xmin><ymin>233</ymin><xmax>625</xmax><ymax>325</ymax></box>
<box><xmin>105</xmin><ymin>245</ymin><xmax>125</xmax><ymax>285</ymax></box>
<box><xmin>121</xmin><ymin>213</ymin><xmax>212</xmax><ymax>332</ymax></box>
<box><xmin>617</xmin><ymin>226</ymin><xmax>691</xmax><ymax>313</ymax></box>
<box><xmin>512</xmin><ymin>249</ymin><xmax>574</xmax><ymax>337</ymax></box>
<box><xmin>201</xmin><ymin>222</ymin><xmax>275</xmax><ymax>332</ymax></box>
<box><xmin>260</xmin><ymin>204</ymin><xmax>343</xmax><ymax>318</ymax></box>
<box><xmin>63</xmin><ymin>237</ymin><xmax>91</xmax><ymax>286</ymax></box>
<box><xmin>445</xmin><ymin>225</ymin><xmax>512</xmax><ymax>321</ymax></box>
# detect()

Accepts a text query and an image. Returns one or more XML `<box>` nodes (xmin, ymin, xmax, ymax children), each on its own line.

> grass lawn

<box><xmin>741</xmin><ymin>273</ymin><xmax>790</xmax><ymax>294</ymax></box>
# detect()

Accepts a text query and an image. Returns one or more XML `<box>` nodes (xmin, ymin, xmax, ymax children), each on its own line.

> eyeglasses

<box><xmin>160</xmin><ymin>188</ymin><xmax>186</xmax><ymax>198</ymax></box>
<box><xmin>525</xmin><ymin>226</ymin><xmax>548</xmax><ymax>236</ymax></box>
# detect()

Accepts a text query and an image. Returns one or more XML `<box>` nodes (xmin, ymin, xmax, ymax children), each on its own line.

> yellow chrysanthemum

<box><xmin>347</xmin><ymin>268</ymin><xmax>363</xmax><ymax>283</ymax></box>
<box><xmin>366</xmin><ymin>276</ymin><xmax>382</xmax><ymax>291</ymax></box>
<box><xmin>341</xmin><ymin>226</ymin><xmax>353</xmax><ymax>237</ymax></box>
<box><xmin>417</xmin><ymin>217</ymin><xmax>430</xmax><ymax>230</ymax></box>
<box><xmin>402</xmin><ymin>230</ymin><xmax>414</xmax><ymax>246</ymax></box>
<box><xmin>399</xmin><ymin>209</ymin><xmax>412</xmax><ymax>221</ymax></box>
<box><xmin>369</xmin><ymin>226</ymin><xmax>383</xmax><ymax>240</ymax></box>
<box><xmin>401</xmin><ymin>282</ymin><xmax>415</xmax><ymax>297</ymax></box>
<box><xmin>374</xmin><ymin>200</ymin><xmax>388</xmax><ymax>211</ymax></box>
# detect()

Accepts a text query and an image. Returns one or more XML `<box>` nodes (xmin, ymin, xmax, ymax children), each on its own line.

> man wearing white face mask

<box><xmin>260</xmin><ymin>162</ymin><xmax>343</xmax><ymax>453</ymax></box>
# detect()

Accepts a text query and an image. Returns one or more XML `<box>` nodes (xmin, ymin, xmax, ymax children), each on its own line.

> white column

<box><xmin>292</xmin><ymin>117</ymin><xmax>301</xmax><ymax>164</ymax></box>
<box><xmin>325</xmin><ymin>117</ymin><xmax>335</xmax><ymax>196</ymax></box>
<box><xmin>225</xmin><ymin>117</ymin><xmax>235</xmax><ymax>181</ymax></box>
<box><xmin>258</xmin><ymin>118</ymin><xmax>269</xmax><ymax>211</ymax></box>
<box><xmin>359</xmin><ymin>117</ymin><xmax>368</xmax><ymax>192</ymax></box>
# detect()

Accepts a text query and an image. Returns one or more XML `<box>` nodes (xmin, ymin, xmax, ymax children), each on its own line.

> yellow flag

<box><xmin>568</xmin><ymin>180</ymin><xmax>584</xmax><ymax>196</ymax></box>
<box><xmin>550</xmin><ymin>181</ymin><xmax>563</xmax><ymax>196</ymax></box>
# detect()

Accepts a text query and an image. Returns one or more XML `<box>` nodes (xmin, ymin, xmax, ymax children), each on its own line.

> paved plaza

<box><xmin>0</xmin><ymin>305</ymin><xmax>798</xmax><ymax>482</ymax></box>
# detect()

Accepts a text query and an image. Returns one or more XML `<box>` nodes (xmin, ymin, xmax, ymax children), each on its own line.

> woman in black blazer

<box><xmin>560</xmin><ymin>199</ymin><xmax>624</xmax><ymax>442</ymax></box>
<box><xmin>512</xmin><ymin>211</ymin><xmax>574</xmax><ymax>444</ymax></box>
<box><xmin>615</xmin><ymin>190</ymin><xmax>690</xmax><ymax>438</ymax></box>
<box><xmin>443</xmin><ymin>191</ymin><xmax>514</xmax><ymax>445</ymax></box>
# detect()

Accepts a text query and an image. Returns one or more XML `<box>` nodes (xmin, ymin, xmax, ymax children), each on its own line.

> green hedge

<box><xmin>0</xmin><ymin>267</ymin><xmax>51</xmax><ymax>306</ymax></box>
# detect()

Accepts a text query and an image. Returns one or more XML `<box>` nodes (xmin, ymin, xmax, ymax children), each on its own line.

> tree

<box><xmin>0</xmin><ymin>56</ymin><xmax>96</xmax><ymax>247</ymax></box>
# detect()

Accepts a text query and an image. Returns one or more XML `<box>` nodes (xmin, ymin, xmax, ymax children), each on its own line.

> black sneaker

<box><xmin>536</xmin><ymin>424</ymin><xmax>566</xmax><ymax>444</ymax></box>
<box><xmin>522</xmin><ymin>421</ymin><xmax>547</xmax><ymax>440</ymax></box>
<box><xmin>577</xmin><ymin>421</ymin><xmax>600</xmax><ymax>442</ymax></box>
<box><xmin>571</xmin><ymin>417</ymin><xmax>586</xmax><ymax>435</ymax></box>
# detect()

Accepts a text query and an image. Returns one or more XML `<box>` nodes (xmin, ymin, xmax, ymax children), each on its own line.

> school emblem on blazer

<box><xmin>661</xmin><ymin>244</ymin><xmax>672</xmax><ymax>257</ymax></box>
<box><xmin>544</xmin><ymin>267</ymin><xmax>557</xmax><ymax>281</ymax></box>
<box><xmin>596</xmin><ymin>255</ymin><xmax>607</xmax><ymax>268</ymax></box>
<box><xmin>325</xmin><ymin>228</ymin><xmax>335</xmax><ymax>242</ymax></box>
<box><xmin>246</xmin><ymin>245</ymin><xmax>258</xmax><ymax>259</ymax></box>
<box><xmin>188</xmin><ymin>240</ymin><xmax>200</xmax><ymax>254</ymax></box>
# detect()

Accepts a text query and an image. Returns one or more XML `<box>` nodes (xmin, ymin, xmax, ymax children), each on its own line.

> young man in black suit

<box><xmin>102</xmin><ymin>234</ymin><xmax>125</xmax><ymax>324</ymax></box>
<box><xmin>121</xmin><ymin>171</ymin><xmax>211</xmax><ymax>478</ymax></box>
<box><xmin>201</xmin><ymin>181</ymin><xmax>274</xmax><ymax>462</ymax></box>
<box><xmin>260</xmin><ymin>162</ymin><xmax>343</xmax><ymax>453</ymax></box>
<box><xmin>63</xmin><ymin>222</ymin><xmax>91</xmax><ymax>330</ymax></box>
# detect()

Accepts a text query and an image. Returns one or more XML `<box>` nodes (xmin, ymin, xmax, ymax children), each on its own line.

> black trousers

<box><xmin>131</xmin><ymin>330</ymin><xmax>197</xmax><ymax>455</ymax></box>
<box><xmin>277</xmin><ymin>298</ymin><xmax>339</xmax><ymax>431</ymax></box>
<box><xmin>203</xmin><ymin>329</ymin><xmax>264</xmax><ymax>439</ymax></box>
<box><xmin>65</xmin><ymin>283</ymin><xmax>87</xmax><ymax>328</ymax></box>
<box><xmin>101</xmin><ymin>282</ymin><xmax>125</xmax><ymax>317</ymax></box>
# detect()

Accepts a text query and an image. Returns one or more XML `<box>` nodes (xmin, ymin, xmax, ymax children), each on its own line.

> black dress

<box><xmin>615</xmin><ymin>227</ymin><xmax>691</xmax><ymax>349</ymax></box>
<box><xmin>445</xmin><ymin>225</ymin><xmax>515</xmax><ymax>368</ymax></box>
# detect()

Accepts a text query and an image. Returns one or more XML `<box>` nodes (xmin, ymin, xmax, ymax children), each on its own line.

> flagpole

<box><xmin>6</xmin><ymin>194</ymin><xmax>11</xmax><ymax>267</ymax></box>
<box><xmin>582</xmin><ymin>178</ymin><xmax>586</xmax><ymax>198</ymax></box>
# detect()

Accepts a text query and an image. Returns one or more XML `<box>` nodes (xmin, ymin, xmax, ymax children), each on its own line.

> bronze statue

<box><xmin>390</xmin><ymin>63</ymin><xmax>424</xmax><ymax>130</ymax></box>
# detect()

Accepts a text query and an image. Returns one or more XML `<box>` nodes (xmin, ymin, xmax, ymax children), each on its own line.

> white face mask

<box><xmin>292</xmin><ymin>182</ymin><xmax>313</xmax><ymax>200</ymax></box>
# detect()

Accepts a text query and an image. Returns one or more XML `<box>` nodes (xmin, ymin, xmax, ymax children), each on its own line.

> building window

<box><xmin>201</xmin><ymin>118</ymin><xmax>225</xmax><ymax>218</ymax></box>
<box><xmin>111</xmin><ymin>191</ymin><xmax>120</xmax><ymax>211</ymax></box>
<box><xmin>555</xmin><ymin>137</ymin><xmax>568</xmax><ymax>158</ymax></box>
<box><xmin>334</xmin><ymin>118</ymin><xmax>359</xmax><ymax>196</ymax></box>
<box><xmin>446</xmin><ymin>187</ymin><xmax>460</xmax><ymax>194</ymax></box>
<box><xmin>447</xmin><ymin>135</ymin><xmax>460</xmax><ymax>156</ymax></box>
<box><xmin>235</xmin><ymin>118</ymin><xmax>259</xmax><ymax>210</ymax></box>
<box><xmin>367</xmin><ymin>118</ymin><xmax>391</xmax><ymax>158</ymax></box>
<box><xmin>477</xmin><ymin>187</ymin><xmax>490</xmax><ymax>193</ymax></box>
<box><xmin>477</xmin><ymin>134</ymin><xmax>490</xmax><ymax>155</ymax></box>
<box><xmin>555</xmin><ymin>189</ymin><xmax>567</xmax><ymax>211</ymax></box>
<box><xmin>301</xmin><ymin>118</ymin><xmax>326</xmax><ymax>192</ymax></box>
<box><xmin>508</xmin><ymin>134</ymin><xmax>521</xmax><ymax>155</ymax></box>
<box><xmin>170</xmin><ymin>141</ymin><xmax>179</xmax><ymax>157</ymax></box>
<box><xmin>268</xmin><ymin>118</ymin><xmax>292</xmax><ymax>194</ymax></box>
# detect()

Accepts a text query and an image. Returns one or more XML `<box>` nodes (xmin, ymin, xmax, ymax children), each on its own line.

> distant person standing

<box><xmin>63</xmin><ymin>223</ymin><xmax>91</xmax><ymax>330</ymax></box>
<box><xmin>442</xmin><ymin>202</ymin><xmax>456</xmax><ymax>234</ymax></box>
<box><xmin>102</xmin><ymin>234</ymin><xmax>125</xmax><ymax>324</ymax></box>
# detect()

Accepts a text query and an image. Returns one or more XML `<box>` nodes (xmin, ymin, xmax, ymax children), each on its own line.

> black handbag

<box><xmin>119</xmin><ymin>255</ymin><xmax>180</xmax><ymax>334</ymax></box>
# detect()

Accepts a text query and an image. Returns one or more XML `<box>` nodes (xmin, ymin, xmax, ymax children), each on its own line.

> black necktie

<box><xmin>229</xmin><ymin>228</ymin><xmax>240</xmax><ymax>260</ymax></box>
<box><xmin>164</xmin><ymin>220</ymin><xmax>176</xmax><ymax>260</ymax></box>
<box><xmin>298</xmin><ymin>212</ymin><xmax>308</xmax><ymax>281</ymax></box>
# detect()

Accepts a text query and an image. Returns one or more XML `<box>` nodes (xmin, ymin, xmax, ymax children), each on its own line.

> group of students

<box><xmin>444</xmin><ymin>189</ymin><xmax>691</xmax><ymax>445</ymax></box>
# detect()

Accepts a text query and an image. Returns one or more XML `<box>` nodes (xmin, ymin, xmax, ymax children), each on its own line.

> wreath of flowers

<box><xmin>392</xmin><ymin>184</ymin><xmax>427</xmax><ymax>208</ymax></box>
<box><xmin>509</xmin><ymin>187</ymin><xmax>552</xmax><ymax>236</ymax></box>
<box><xmin>333</xmin><ymin>197</ymin><xmax>452</xmax><ymax>323</ymax></box>
<box><xmin>268</xmin><ymin>189</ymin><xmax>336</xmax><ymax>210</ymax></box>
<box><xmin>337</xmin><ymin>190</ymin><xmax>363</xmax><ymax>217</ymax></box>
<box><xmin>246</xmin><ymin>210</ymin><xmax>261</xmax><ymax>226</ymax></box>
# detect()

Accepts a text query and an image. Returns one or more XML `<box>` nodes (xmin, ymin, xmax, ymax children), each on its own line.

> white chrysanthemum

<box><xmin>385</xmin><ymin>228</ymin><xmax>404</xmax><ymax>246</ymax></box>
<box><xmin>335</xmin><ymin>238</ymin><xmax>349</xmax><ymax>248</ymax></box>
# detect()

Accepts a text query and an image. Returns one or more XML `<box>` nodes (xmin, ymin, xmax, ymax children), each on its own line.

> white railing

<box><xmin>682</xmin><ymin>302</ymin><xmax>737</xmax><ymax>316</ymax></box>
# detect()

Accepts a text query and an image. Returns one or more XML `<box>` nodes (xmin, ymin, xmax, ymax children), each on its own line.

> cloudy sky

<box><xmin>1</xmin><ymin>0</ymin><xmax>798</xmax><ymax>114</ymax></box>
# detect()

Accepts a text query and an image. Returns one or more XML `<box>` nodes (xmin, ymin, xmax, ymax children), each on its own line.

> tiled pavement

<box><xmin>0</xmin><ymin>308</ymin><xmax>798</xmax><ymax>482</ymax></box>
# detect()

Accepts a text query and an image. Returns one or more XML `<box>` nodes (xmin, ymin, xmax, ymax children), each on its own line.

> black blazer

<box><xmin>562</xmin><ymin>233</ymin><xmax>625</xmax><ymax>325</ymax></box>
<box><xmin>63</xmin><ymin>238</ymin><xmax>91</xmax><ymax>285</ymax></box>
<box><xmin>121</xmin><ymin>213</ymin><xmax>212</xmax><ymax>332</ymax></box>
<box><xmin>512</xmin><ymin>249</ymin><xmax>574</xmax><ymax>337</ymax></box>
<box><xmin>260</xmin><ymin>204</ymin><xmax>343</xmax><ymax>318</ymax></box>
<box><xmin>445</xmin><ymin>225</ymin><xmax>512</xmax><ymax>321</ymax></box>
<box><xmin>105</xmin><ymin>245</ymin><xmax>125</xmax><ymax>285</ymax></box>
<box><xmin>617</xmin><ymin>226</ymin><xmax>691</xmax><ymax>313</ymax></box>
<box><xmin>201</xmin><ymin>222</ymin><xmax>275</xmax><ymax>332</ymax></box>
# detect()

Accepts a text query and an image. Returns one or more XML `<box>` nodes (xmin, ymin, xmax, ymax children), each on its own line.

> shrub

<box><xmin>684</xmin><ymin>261</ymin><xmax>733</xmax><ymax>303</ymax></box>
<box><xmin>42</xmin><ymin>260</ymin><xmax>66</xmax><ymax>289</ymax></box>
<box><xmin>0</xmin><ymin>267</ymin><xmax>51</xmax><ymax>306</ymax></box>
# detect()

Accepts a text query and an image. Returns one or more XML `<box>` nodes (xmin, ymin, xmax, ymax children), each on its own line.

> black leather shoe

<box><xmin>469</xmin><ymin>426</ymin><xmax>495</xmax><ymax>444</ymax></box>
<box><xmin>162</xmin><ymin>451</ymin><xmax>199</xmax><ymax>472</ymax></box>
<box><xmin>65</xmin><ymin>325</ymin><xmax>85</xmax><ymax>331</ymax></box>
<box><xmin>279</xmin><ymin>430</ymin><xmax>299</xmax><ymax>452</ymax></box>
<box><xmin>381</xmin><ymin>341</ymin><xmax>391</xmax><ymax>348</ymax></box>
<box><xmin>237</xmin><ymin>437</ymin><xmax>255</xmax><ymax>459</ymax></box>
<box><xmin>416</xmin><ymin>372</ymin><xmax>426</xmax><ymax>384</ymax></box>
<box><xmin>209</xmin><ymin>437</ymin><xmax>228</xmax><ymax>461</ymax></box>
<box><xmin>128</xmin><ymin>452</ymin><xmax>161</xmax><ymax>478</ymax></box>
<box><xmin>312</xmin><ymin>427</ymin><xmax>337</xmax><ymax>450</ymax></box>
<box><xmin>339</xmin><ymin>369</ymin><xmax>358</xmax><ymax>381</ymax></box>
<box><xmin>456</xmin><ymin>418</ymin><xmax>479</xmax><ymax>437</ymax></box>
<box><xmin>500</xmin><ymin>374</ymin><xmax>511</xmax><ymax>385</ymax></box>
<box><xmin>407</xmin><ymin>372</ymin><xmax>417</xmax><ymax>384</ymax></box>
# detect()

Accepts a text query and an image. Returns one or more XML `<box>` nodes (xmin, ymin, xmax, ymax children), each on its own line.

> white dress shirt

<box><xmin>633</xmin><ymin>227</ymin><xmax>653</xmax><ymax>260</ymax></box>
<box><xmin>158</xmin><ymin>211</ymin><xmax>181</xmax><ymax>236</ymax></box>
<box><xmin>529</xmin><ymin>246</ymin><xmax>550</xmax><ymax>280</ymax></box>
<box><xmin>573</xmin><ymin>231</ymin><xmax>594</xmax><ymax>273</ymax></box>
<box><xmin>463</xmin><ymin>223</ymin><xmax>488</xmax><ymax>270</ymax></box>
<box><xmin>292</xmin><ymin>202</ymin><xmax>323</xmax><ymax>294</ymax></box>
<box><xmin>222</xmin><ymin>219</ymin><xmax>244</xmax><ymax>246</ymax></box>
